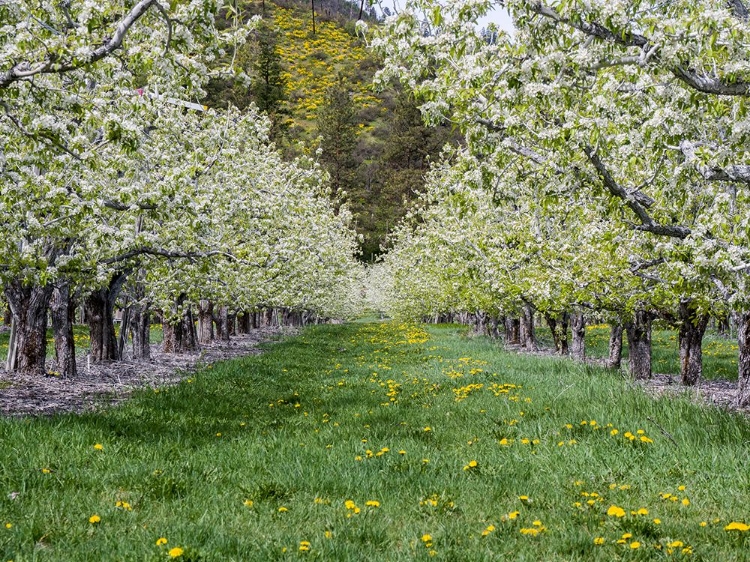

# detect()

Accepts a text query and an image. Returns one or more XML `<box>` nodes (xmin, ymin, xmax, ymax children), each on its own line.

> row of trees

<box><xmin>365</xmin><ymin>0</ymin><xmax>750</xmax><ymax>406</ymax></box>
<box><xmin>1</xmin><ymin>1</ymin><xmax>362</xmax><ymax>378</ymax></box>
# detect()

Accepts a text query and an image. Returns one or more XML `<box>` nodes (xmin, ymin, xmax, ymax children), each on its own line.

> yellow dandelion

<box><xmin>88</xmin><ymin>515</ymin><xmax>101</xmax><ymax>524</ymax></box>
<box><xmin>168</xmin><ymin>547</ymin><xmax>184</xmax><ymax>558</ymax></box>
<box><xmin>365</xmin><ymin>500</ymin><xmax>380</xmax><ymax>507</ymax></box>
<box><xmin>93</xmin><ymin>443</ymin><xmax>103</xmax><ymax>451</ymax></box>
<box><xmin>606</xmin><ymin>505</ymin><xmax>626</xmax><ymax>518</ymax></box>
<box><xmin>630</xmin><ymin>541</ymin><xmax>641</xmax><ymax>549</ymax></box>
<box><xmin>156</xmin><ymin>537</ymin><xmax>168</xmax><ymax>546</ymax></box>
<box><xmin>725</xmin><ymin>521</ymin><xmax>750</xmax><ymax>531</ymax></box>
<box><xmin>278</xmin><ymin>506</ymin><xmax>288</xmax><ymax>512</ymax></box>
<box><xmin>243</xmin><ymin>500</ymin><xmax>254</xmax><ymax>507</ymax></box>
<box><xmin>593</xmin><ymin>537</ymin><xmax>605</xmax><ymax>545</ymax></box>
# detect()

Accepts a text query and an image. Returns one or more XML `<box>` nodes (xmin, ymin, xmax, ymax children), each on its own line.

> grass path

<box><xmin>1</xmin><ymin>322</ymin><xmax>749</xmax><ymax>561</ymax></box>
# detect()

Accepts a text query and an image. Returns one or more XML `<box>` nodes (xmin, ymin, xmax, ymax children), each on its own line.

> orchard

<box><xmin>1</xmin><ymin>1</ymin><xmax>749</xmax><ymax>560</ymax></box>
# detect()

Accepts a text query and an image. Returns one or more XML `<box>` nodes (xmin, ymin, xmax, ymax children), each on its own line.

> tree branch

<box><xmin>583</xmin><ymin>146</ymin><xmax>691</xmax><ymax>239</ymax></box>
<box><xmin>678</xmin><ymin>140</ymin><xmax>750</xmax><ymax>184</ymax></box>
<box><xmin>527</xmin><ymin>0</ymin><xmax>750</xmax><ymax>96</ymax></box>
<box><xmin>0</xmin><ymin>0</ymin><xmax>157</xmax><ymax>88</ymax></box>
<box><xmin>100</xmin><ymin>246</ymin><xmax>229</xmax><ymax>265</ymax></box>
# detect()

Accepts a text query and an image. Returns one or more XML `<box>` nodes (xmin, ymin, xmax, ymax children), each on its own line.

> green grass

<box><xmin>533</xmin><ymin>324</ymin><xmax>739</xmax><ymax>381</ymax></box>
<box><xmin>1</xmin><ymin>322</ymin><xmax>749</xmax><ymax>561</ymax></box>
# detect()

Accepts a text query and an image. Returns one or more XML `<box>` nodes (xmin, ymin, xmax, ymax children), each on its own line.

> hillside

<box><xmin>204</xmin><ymin>0</ymin><xmax>462</xmax><ymax>260</ymax></box>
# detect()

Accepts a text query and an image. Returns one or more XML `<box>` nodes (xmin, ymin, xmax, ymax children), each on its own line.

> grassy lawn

<box><xmin>1</xmin><ymin>322</ymin><xmax>749</xmax><ymax>561</ymax></box>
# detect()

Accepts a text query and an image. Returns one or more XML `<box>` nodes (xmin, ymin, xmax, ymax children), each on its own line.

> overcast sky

<box><xmin>372</xmin><ymin>1</ymin><xmax>515</xmax><ymax>33</ymax></box>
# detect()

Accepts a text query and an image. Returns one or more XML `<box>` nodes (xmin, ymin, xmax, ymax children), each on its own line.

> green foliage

<box><xmin>316</xmin><ymin>78</ymin><xmax>359</xmax><ymax>196</ymax></box>
<box><xmin>1</xmin><ymin>323</ymin><xmax>749</xmax><ymax>560</ymax></box>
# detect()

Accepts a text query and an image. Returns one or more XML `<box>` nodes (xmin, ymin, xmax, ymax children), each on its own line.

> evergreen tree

<box><xmin>316</xmin><ymin>78</ymin><xmax>358</xmax><ymax>197</ymax></box>
<box><xmin>251</xmin><ymin>23</ymin><xmax>289</xmax><ymax>139</ymax></box>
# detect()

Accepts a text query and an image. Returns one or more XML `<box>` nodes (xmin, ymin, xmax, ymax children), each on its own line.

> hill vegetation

<box><xmin>204</xmin><ymin>0</ymin><xmax>461</xmax><ymax>260</ymax></box>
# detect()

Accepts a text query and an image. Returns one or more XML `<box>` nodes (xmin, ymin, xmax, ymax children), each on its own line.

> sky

<box><xmin>371</xmin><ymin>1</ymin><xmax>515</xmax><ymax>33</ymax></box>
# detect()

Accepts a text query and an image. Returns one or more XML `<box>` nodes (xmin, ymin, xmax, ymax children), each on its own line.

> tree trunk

<box><xmin>678</xmin><ymin>301</ymin><xmax>709</xmax><ymax>386</ymax></box>
<box><xmin>228</xmin><ymin>312</ymin><xmax>237</xmax><ymax>336</ymax></box>
<box><xmin>180</xmin><ymin>304</ymin><xmax>198</xmax><ymax>352</ymax></box>
<box><xmin>505</xmin><ymin>317</ymin><xmax>520</xmax><ymax>344</ymax></box>
<box><xmin>217</xmin><ymin>306</ymin><xmax>230</xmax><ymax>341</ymax></box>
<box><xmin>85</xmin><ymin>273</ymin><xmax>128</xmax><ymax>362</ymax></box>
<box><xmin>162</xmin><ymin>317</ymin><xmax>177</xmax><ymax>353</ymax></box>
<box><xmin>50</xmin><ymin>283</ymin><xmax>76</xmax><ymax>377</ymax></box>
<box><xmin>4</xmin><ymin>281</ymin><xmax>53</xmax><ymax>375</ymax></box>
<box><xmin>607</xmin><ymin>323</ymin><xmax>623</xmax><ymax>369</ymax></box>
<box><xmin>3</xmin><ymin>306</ymin><xmax>10</xmax><ymax>326</ymax></box>
<box><xmin>544</xmin><ymin>313</ymin><xmax>569</xmax><ymax>355</ymax></box>
<box><xmin>520</xmin><ymin>304</ymin><xmax>538</xmax><ymax>351</ymax></box>
<box><xmin>198</xmin><ymin>300</ymin><xmax>214</xmax><ymax>344</ymax></box>
<box><xmin>117</xmin><ymin>306</ymin><xmax>131</xmax><ymax>359</ymax></box>
<box><xmin>130</xmin><ymin>301</ymin><xmax>151</xmax><ymax>360</ymax></box>
<box><xmin>625</xmin><ymin>311</ymin><xmax>653</xmax><ymax>379</ymax></box>
<box><xmin>238</xmin><ymin>312</ymin><xmax>251</xmax><ymax>334</ymax></box>
<box><xmin>736</xmin><ymin>311</ymin><xmax>750</xmax><ymax>408</ymax></box>
<box><xmin>570</xmin><ymin>313</ymin><xmax>586</xmax><ymax>361</ymax></box>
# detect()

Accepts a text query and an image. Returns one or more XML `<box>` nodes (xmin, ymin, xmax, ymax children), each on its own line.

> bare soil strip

<box><xmin>0</xmin><ymin>327</ymin><xmax>288</xmax><ymax>417</ymax></box>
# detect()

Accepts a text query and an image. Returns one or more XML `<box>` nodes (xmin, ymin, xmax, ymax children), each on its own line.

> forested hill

<box><xmin>203</xmin><ymin>0</ymin><xmax>462</xmax><ymax>261</ymax></box>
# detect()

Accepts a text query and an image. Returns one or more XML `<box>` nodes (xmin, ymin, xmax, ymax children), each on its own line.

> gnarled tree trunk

<box><xmin>85</xmin><ymin>272</ymin><xmax>128</xmax><ymax>362</ymax></box>
<box><xmin>607</xmin><ymin>323</ymin><xmax>623</xmax><ymax>369</ymax></box>
<box><xmin>50</xmin><ymin>282</ymin><xmax>76</xmax><ymax>377</ymax></box>
<box><xmin>505</xmin><ymin>317</ymin><xmax>520</xmax><ymax>344</ymax></box>
<box><xmin>198</xmin><ymin>300</ymin><xmax>214</xmax><ymax>344</ymax></box>
<box><xmin>570</xmin><ymin>313</ymin><xmax>586</xmax><ymax>361</ymax></box>
<box><xmin>625</xmin><ymin>311</ymin><xmax>653</xmax><ymax>379</ymax></box>
<box><xmin>520</xmin><ymin>303</ymin><xmax>538</xmax><ymax>351</ymax></box>
<box><xmin>736</xmin><ymin>311</ymin><xmax>750</xmax><ymax>408</ymax></box>
<box><xmin>163</xmin><ymin>295</ymin><xmax>198</xmax><ymax>353</ymax></box>
<box><xmin>130</xmin><ymin>301</ymin><xmax>151</xmax><ymax>360</ymax></box>
<box><xmin>678</xmin><ymin>301</ymin><xmax>709</xmax><ymax>386</ymax></box>
<box><xmin>545</xmin><ymin>313</ymin><xmax>569</xmax><ymax>355</ymax></box>
<box><xmin>4</xmin><ymin>281</ymin><xmax>53</xmax><ymax>375</ymax></box>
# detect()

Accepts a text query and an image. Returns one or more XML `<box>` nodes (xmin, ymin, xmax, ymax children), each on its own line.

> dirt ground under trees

<box><xmin>1</xmin><ymin>327</ymin><xmax>747</xmax><ymax>418</ymax></box>
<box><xmin>0</xmin><ymin>327</ymin><xmax>288</xmax><ymax>417</ymax></box>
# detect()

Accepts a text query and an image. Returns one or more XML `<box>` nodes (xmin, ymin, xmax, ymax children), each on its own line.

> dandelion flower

<box><xmin>630</xmin><ymin>541</ymin><xmax>641</xmax><ymax>549</ymax></box>
<box><xmin>278</xmin><ymin>506</ymin><xmax>288</xmax><ymax>512</ymax></box>
<box><xmin>243</xmin><ymin>500</ymin><xmax>254</xmax><ymax>507</ymax></box>
<box><xmin>156</xmin><ymin>537</ymin><xmax>168</xmax><ymax>546</ymax></box>
<box><xmin>365</xmin><ymin>500</ymin><xmax>380</xmax><ymax>507</ymax></box>
<box><xmin>168</xmin><ymin>547</ymin><xmax>184</xmax><ymax>558</ymax></box>
<box><xmin>725</xmin><ymin>521</ymin><xmax>750</xmax><ymax>532</ymax></box>
<box><xmin>5</xmin><ymin>523</ymin><xmax>12</xmax><ymax>529</ymax></box>
<box><xmin>681</xmin><ymin>498</ymin><xmax>690</xmax><ymax>506</ymax></box>
<box><xmin>421</xmin><ymin>534</ymin><xmax>432</xmax><ymax>543</ymax></box>
<box><xmin>93</xmin><ymin>444</ymin><xmax>103</xmax><ymax>451</ymax></box>
<box><xmin>89</xmin><ymin>515</ymin><xmax>101</xmax><ymax>524</ymax></box>
<box><xmin>607</xmin><ymin>505</ymin><xmax>626</xmax><ymax>518</ymax></box>
<box><xmin>299</xmin><ymin>541</ymin><xmax>311</xmax><ymax>552</ymax></box>
<box><xmin>593</xmin><ymin>537</ymin><xmax>605</xmax><ymax>545</ymax></box>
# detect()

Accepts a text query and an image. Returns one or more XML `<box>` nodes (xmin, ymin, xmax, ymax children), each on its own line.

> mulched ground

<box><xmin>0</xmin><ymin>327</ymin><xmax>289</xmax><ymax>417</ymax></box>
<box><xmin>1</xmin><ymin>327</ymin><xmax>747</xmax><ymax>418</ymax></box>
